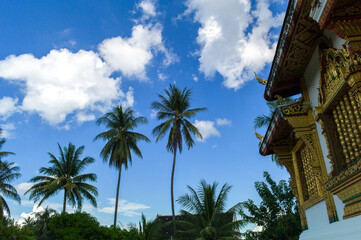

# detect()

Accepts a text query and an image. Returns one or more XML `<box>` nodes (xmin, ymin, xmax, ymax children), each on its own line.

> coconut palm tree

<box><xmin>176</xmin><ymin>180</ymin><xmax>244</xmax><ymax>240</ymax></box>
<box><xmin>26</xmin><ymin>143</ymin><xmax>98</xmax><ymax>213</ymax></box>
<box><xmin>151</xmin><ymin>84</ymin><xmax>206</xmax><ymax>237</ymax></box>
<box><xmin>94</xmin><ymin>106</ymin><xmax>150</xmax><ymax>227</ymax></box>
<box><xmin>0</xmin><ymin>161</ymin><xmax>21</xmax><ymax>219</ymax></box>
<box><xmin>0</xmin><ymin>129</ymin><xmax>14</xmax><ymax>160</ymax></box>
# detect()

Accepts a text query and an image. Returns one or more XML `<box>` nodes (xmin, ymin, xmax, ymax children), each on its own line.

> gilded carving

<box><xmin>327</xmin><ymin>1</ymin><xmax>361</xmax><ymax>54</ymax></box>
<box><xmin>325</xmin><ymin>158</ymin><xmax>361</xmax><ymax>190</ymax></box>
<box><xmin>254</xmin><ymin>72</ymin><xmax>267</xmax><ymax>85</ymax></box>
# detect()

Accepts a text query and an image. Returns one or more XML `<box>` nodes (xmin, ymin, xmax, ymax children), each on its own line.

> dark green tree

<box><xmin>94</xmin><ymin>106</ymin><xmax>150</xmax><ymax>227</ymax></box>
<box><xmin>26</xmin><ymin>143</ymin><xmax>98</xmax><ymax>213</ymax></box>
<box><xmin>176</xmin><ymin>180</ymin><xmax>244</xmax><ymax>240</ymax></box>
<box><xmin>239</xmin><ymin>172</ymin><xmax>302</xmax><ymax>240</ymax></box>
<box><xmin>151</xmin><ymin>84</ymin><xmax>206</xmax><ymax>237</ymax></box>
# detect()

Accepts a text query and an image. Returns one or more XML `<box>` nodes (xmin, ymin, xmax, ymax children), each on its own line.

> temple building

<box><xmin>257</xmin><ymin>0</ymin><xmax>361</xmax><ymax>239</ymax></box>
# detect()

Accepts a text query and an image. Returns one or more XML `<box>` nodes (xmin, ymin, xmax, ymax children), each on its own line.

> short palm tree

<box><xmin>139</xmin><ymin>213</ymin><xmax>162</xmax><ymax>240</ymax></box>
<box><xmin>254</xmin><ymin>98</ymin><xmax>292</xmax><ymax>129</ymax></box>
<box><xmin>94</xmin><ymin>106</ymin><xmax>150</xmax><ymax>227</ymax></box>
<box><xmin>26</xmin><ymin>143</ymin><xmax>98</xmax><ymax>213</ymax></box>
<box><xmin>151</xmin><ymin>84</ymin><xmax>206</xmax><ymax>237</ymax></box>
<box><xmin>254</xmin><ymin>98</ymin><xmax>292</xmax><ymax>167</ymax></box>
<box><xmin>34</xmin><ymin>207</ymin><xmax>57</xmax><ymax>237</ymax></box>
<box><xmin>176</xmin><ymin>180</ymin><xmax>244</xmax><ymax>240</ymax></box>
<box><xmin>0</xmin><ymin>161</ymin><xmax>21</xmax><ymax>219</ymax></box>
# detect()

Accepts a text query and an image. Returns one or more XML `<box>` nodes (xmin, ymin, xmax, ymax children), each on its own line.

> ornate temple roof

<box><xmin>264</xmin><ymin>0</ymin><xmax>322</xmax><ymax>101</ymax></box>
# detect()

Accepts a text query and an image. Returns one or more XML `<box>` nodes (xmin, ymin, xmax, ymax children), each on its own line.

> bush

<box><xmin>0</xmin><ymin>218</ymin><xmax>36</xmax><ymax>240</ymax></box>
<box><xmin>48</xmin><ymin>212</ymin><xmax>104</xmax><ymax>240</ymax></box>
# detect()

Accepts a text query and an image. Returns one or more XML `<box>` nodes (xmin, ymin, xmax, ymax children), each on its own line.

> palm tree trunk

<box><xmin>63</xmin><ymin>190</ymin><xmax>67</xmax><ymax>213</ymax></box>
<box><xmin>171</xmin><ymin>146</ymin><xmax>177</xmax><ymax>239</ymax></box>
<box><xmin>114</xmin><ymin>165</ymin><xmax>122</xmax><ymax>228</ymax></box>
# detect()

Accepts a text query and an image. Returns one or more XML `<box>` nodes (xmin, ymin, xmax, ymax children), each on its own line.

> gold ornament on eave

<box><xmin>254</xmin><ymin>128</ymin><xmax>264</xmax><ymax>142</ymax></box>
<box><xmin>254</xmin><ymin>72</ymin><xmax>267</xmax><ymax>85</ymax></box>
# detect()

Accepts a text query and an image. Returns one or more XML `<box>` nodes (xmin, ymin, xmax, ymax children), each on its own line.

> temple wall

<box><xmin>300</xmin><ymin>214</ymin><xmax>361</xmax><ymax>240</ymax></box>
<box><xmin>304</xmin><ymin>200</ymin><xmax>330</xmax><ymax>229</ymax></box>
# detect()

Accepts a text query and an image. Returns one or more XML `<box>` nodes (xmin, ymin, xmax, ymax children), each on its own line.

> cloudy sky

<box><xmin>0</xmin><ymin>0</ymin><xmax>290</xmax><ymax>226</ymax></box>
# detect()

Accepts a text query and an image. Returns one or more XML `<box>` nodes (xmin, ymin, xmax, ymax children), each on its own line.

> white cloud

<box><xmin>216</xmin><ymin>118</ymin><xmax>231</xmax><ymax>126</ymax></box>
<box><xmin>0</xmin><ymin>97</ymin><xmax>19</xmax><ymax>120</ymax></box>
<box><xmin>0</xmin><ymin>123</ymin><xmax>16</xmax><ymax>138</ymax></box>
<box><xmin>119</xmin><ymin>87</ymin><xmax>135</xmax><ymax>108</ymax></box>
<box><xmin>192</xmin><ymin>74</ymin><xmax>198</xmax><ymax>82</ymax></box>
<box><xmin>99</xmin><ymin>24</ymin><xmax>172</xmax><ymax>80</ymax></box>
<box><xmin>16</xmin><ymin>182</ymin><xmax>34</xmax><ymax>195</ymax></box>
<box><xmin>0</xmin><ymin>49</ymin><xmax>120</xmax><ymax>125</ymax></box>
<box><xmin>0</xmin><ymin>2</ymin><xmax>174</xmax><ymax>127</ymax></box>
<box><xmin>76</xmin><ymin>112</ymin><xmax>96</xmax><ymax>123</ymax></box>
<box><xmin>19</xmin><ymin>205</ymin><xmax>45</xmax><ymax>225</ymax></box>
<box><xmin>158</xmin><ymin>72</ymin><xmax>167</xmax><ymax>81</ymax></box>
<box><xmin>17</xmin><ymin>200</ymin><xmax>96</xmax><ymax>225</ymax></box>
<box><xmin>139</xmin><ymin>0</ymin><xmax>157</xmax><ymax>19</ymax></box>
<box><xmin>193</xmin><ymin>120</ymin><xmax>220</xmax><ymax>142</ymax></box>
<box><xmin>150</xmin><ymin>109</ymin><xmax>158</xmax><ymax>119</ymax></box>
<box><xmin>98</xmin><ymin>198</ymin><xmax>150</xmax><ymax>217</ymax></box>
<box><xmin>184</xmin><ymin>0</ymin><xmax>284</xmax><ymax>89</ymax></box>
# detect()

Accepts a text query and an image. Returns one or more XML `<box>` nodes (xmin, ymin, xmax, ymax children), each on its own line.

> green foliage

<box><xmin>48</xmin><ymin>212</ymin><xmax>103</xmax><ymax>240</ymax></box>
<box><xmin>47</xmin><ymin>212</ymin><xmax>148</xmax><ymax>240</ymax></box>
<box><xmin>176</xmin><ymin>180</ymin><xmax>244</xmax><ymax>240</ymax></box>
<box><xmin>0</xmin><ymin>218</ymin><xmax>36</xmax><ymax>240</ymax></box>
<box><xmin>26</xmin><ymin>143</ymin><xmax>98</xmax><ymax>212</ymax></box>
<box><xmin>239</xmin><ymin>172</ymin><xmax>302</xmax><ymax>240</ymax></box>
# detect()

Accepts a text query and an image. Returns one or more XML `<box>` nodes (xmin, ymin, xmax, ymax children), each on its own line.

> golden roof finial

<box><xmin>274</xmin><ymin>94</ymin><xmax>283</xmax><ymax>104</ymax></box>
<box><xmin>254</xmin><ymin>72</ymin><xmax>267</xmax><ymax>85</ymax></box>
<box><xmin>254</xmin><ymin>128</ymin><xmax>264</xmax><ymax>141</ymax></box>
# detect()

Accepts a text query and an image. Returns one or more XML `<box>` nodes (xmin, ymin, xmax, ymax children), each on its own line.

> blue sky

<box><xmin>0</xmin><ymin>0</ymin><xmax>290</xmax><ymax>227</ymax></box>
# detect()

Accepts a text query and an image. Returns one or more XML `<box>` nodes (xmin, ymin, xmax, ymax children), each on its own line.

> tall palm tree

<box><xmin>0</xmin><ymin>161</ymin><xmax>21</xmax><ymax>219</ymax></box>
<box><xmin>151</xmin><ymin>84</ymin><xmax>206</xmax><ymax>237</ymax></box>
<box><xmin>94</xmin><ymin>106</ymin><xmax>150</xmax><ymax>227</ymax></box>
<box><xmin>0</xmin><ymin>129</ymin><xmax>14</xmax><ymax>160</ymax></box>
<box><xmin>26</xmin><ymin>143</ymin><xmax>98</xmax><ymax>213</ymax></box>
<box><xmin>176</xmin><ymin>180</ymin><xmax>244</xmax><ymax>239</ymax></box>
